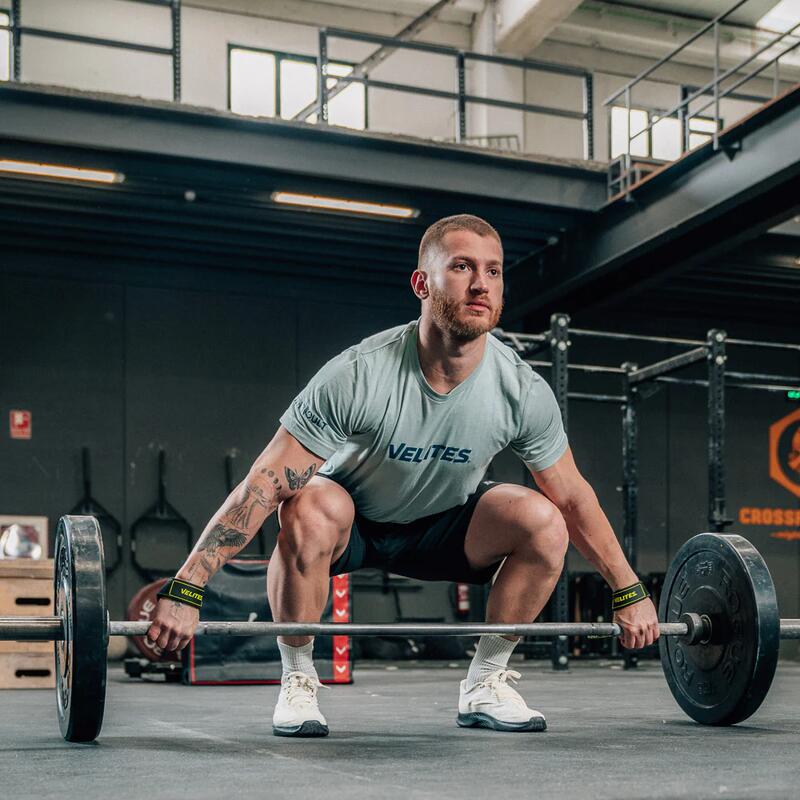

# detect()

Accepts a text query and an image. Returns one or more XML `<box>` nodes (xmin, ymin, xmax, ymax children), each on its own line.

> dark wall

<box><xmin>0</xmin><ymin>264</ymin><xmax>415</xmax><ymax>618</ymax></box>
<box><xmin>1</xmin><ymin>263</ymin><xmax>798</xmax><ymax>655</ymax></box>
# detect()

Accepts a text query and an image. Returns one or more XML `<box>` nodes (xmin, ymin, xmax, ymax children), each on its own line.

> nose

<box><xmin>470</xmin><ymin>272</ymin><xmax>489</xmax><ymax>293</ymax></box>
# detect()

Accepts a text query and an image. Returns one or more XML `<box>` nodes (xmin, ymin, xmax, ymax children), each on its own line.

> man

<box><xmin>148</xmin><ymin>214</ymin><xmax>659</xmax><ymax>737</ymax></box>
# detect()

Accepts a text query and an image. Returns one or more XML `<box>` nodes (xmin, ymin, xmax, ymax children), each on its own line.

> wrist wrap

<box><xmin>612</xmin><ymin>581</ymin><xmax>649</xmax><ymax>611</ymax></box>
<box><xmin>157</xmin><ymin>577</ymin><xmax>206</xmax><ymax>609</ymax></box>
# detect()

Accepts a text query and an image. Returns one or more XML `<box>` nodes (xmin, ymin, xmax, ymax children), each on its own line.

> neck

<box><xmin>416</xmin><ymin>315</ymin><xmax>486</xmax><ymax>393</ymax></box>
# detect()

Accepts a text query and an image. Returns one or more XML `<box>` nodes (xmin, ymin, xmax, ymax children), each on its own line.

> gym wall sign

<box><xmin>738</xmin><ymin>408</ymin><xmax>800</xmax><ymax>541</ymax></box>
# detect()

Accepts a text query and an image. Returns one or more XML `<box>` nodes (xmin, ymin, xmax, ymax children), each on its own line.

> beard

<box><xmin>428</xmin><ymin>284</ymin><xmax>503</xmax><ymax>341</ymax></box>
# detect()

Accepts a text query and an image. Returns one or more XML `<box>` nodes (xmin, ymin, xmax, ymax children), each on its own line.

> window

<box><xmin>229</xmin><ymin>47</ymin><xmax>366</xmax><ymax>130</ymax></box>
<box><xmin>687</xmin><ymin>116</ymin><xmax>719</xmax><ymax>150</ymax></box>
<box><xmin>0</xmin><ymin>11</ymin><xmax>10</xmax><ymax>82</ymax></box>
<box><xmin>611</xmin><ymin>106</ymin><xmax>716</xmax><ymax>160</ymax></box>
<box><xmin>611</xmin><ymin>106</ymin><xmax>649</xmax><ymax>158</ymax></box>
<box><xmin>230</xmin><ymin>48</ymin><xmax>276</xmax><ymax>118</ymax></box>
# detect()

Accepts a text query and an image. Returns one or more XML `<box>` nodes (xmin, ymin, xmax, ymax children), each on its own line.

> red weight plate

<box><xmin>126</xmin><ymin>578</ymin><xmax>176</xmax><ymax>663</ymax></box>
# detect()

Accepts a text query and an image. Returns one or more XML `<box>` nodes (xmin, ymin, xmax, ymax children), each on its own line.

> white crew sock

<box><xmin>278</xmin><ymin>640</ymin><xmax>319</xmax><ymax>684</ymax></box>
<box><xmin>465</xmin><ymin>634</ymin><xmax>519</xmax><ymax>690</ymax></box>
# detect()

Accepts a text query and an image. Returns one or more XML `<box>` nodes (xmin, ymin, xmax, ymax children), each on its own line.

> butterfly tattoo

<box><xmin>285</xmin><ymin>464</ymin><xmax>316</xmax><ymax>491</ymax></box>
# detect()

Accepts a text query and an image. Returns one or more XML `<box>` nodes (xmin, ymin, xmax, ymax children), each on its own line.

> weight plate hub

<box><xmin>54</xmin><ymin>515</ymin><xmax>108</xmax><ymax>742</ymax></box>
<box><xmin>659</xmin><ymin>532</ymin><xmax>779</xmax><ymax>725</ymax></box>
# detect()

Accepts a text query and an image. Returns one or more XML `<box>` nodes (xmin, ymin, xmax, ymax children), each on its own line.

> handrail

<box><xmin>609</xmin><ymin>19</ymin><xmax>800</xmax><ymax>143</ymax></box>
<box><xmin>604</xmin><ymin>0</ymin><xmax>750</xmax><ymax>106</ymax></box>
<box><xmin>318</xmin><ymin>26</ymin><xmax>594</xmax><ymax>157</ymax></box>
<box><xmin>603</xmin><ymin>0</ymin><xmax>799</xmax><ymax>197</ymax></box>
<box><xmin>5</xmin><ymin>0</ymin><xmax>182</xmax><ymax>101</ymax></box>
<box><xmin>323</xmin><ymin>26</ymin><xmax>590</xmax><ymax>77</ymax></box>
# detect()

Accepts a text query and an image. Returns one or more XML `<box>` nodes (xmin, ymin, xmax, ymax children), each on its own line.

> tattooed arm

<box><xmin>175</xmin><ymin>426</ymin><xmax>325</xmax><ymax>588</ymax></box>
<box><xmin>146</xmin><ymin>427</ymin><xmax>325</xmax><ymax>653</ymax></box>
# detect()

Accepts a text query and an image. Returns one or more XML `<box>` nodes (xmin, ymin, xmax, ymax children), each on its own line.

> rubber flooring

<box><xmin>2</xmin><ymin>659</ymin><xmax>800</xmax><ymax>799</ymax></box>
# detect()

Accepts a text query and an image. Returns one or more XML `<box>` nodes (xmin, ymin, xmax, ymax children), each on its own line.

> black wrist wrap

<box><xmin>157</xmin><ymin>578</ymin><xmax>206</xmax><ymax>609</ymax></box>
<box><xmin>612</xmin><ymin>582</ymin><xmax>649</xmax><ymax>610</ymax></box>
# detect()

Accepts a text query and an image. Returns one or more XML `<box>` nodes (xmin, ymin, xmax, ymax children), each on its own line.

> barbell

<box><xmin>1</xmin><ymin>515</ymin><xmax>799</xmax><ymax>743</ymax></box>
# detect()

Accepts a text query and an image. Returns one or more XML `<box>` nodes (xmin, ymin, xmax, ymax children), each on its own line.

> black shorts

<box><xmin>330</xmin><ymin>479</ymin><xmax>506</xmax><ymax>585</ymax></box>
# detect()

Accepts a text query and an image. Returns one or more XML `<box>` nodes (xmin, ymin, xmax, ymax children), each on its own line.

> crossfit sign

<box><xmin>769</xmin><ymin>408</ymin><xmax>800</xmax><ymax>499</ymax></box>
<box><xmin>736</xmin><ymin>408</ymin><xmax>800</xmax><ymax>542</ymax></box>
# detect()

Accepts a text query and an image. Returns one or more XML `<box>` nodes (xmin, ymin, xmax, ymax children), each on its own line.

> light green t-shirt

<box><xmin>280</xmin><ymin>319</ymin><xmax>567</xmax><ymax>523</ymax></box>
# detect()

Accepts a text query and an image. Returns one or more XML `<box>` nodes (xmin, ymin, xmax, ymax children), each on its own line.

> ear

<box><xmin>410</xmin><ymin>269</ymin><xmax>429</xmax><ymax>299</ymax></box>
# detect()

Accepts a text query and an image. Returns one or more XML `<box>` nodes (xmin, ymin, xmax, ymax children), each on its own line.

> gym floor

<box><xmin>2</xmin><ymin>659</ymin><xmax>799</xmax><ymax>799</ymax></box>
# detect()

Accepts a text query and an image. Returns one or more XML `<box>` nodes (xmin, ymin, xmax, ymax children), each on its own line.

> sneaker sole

<box><xmin>457</xmin><ymin>712</ymin><xmax>547</xmax><ymax>733</ymax></box>
<box><xmin>272</xmin><ymin>720</ymin><xmax>330</xmax><ymax>738</ymax></box>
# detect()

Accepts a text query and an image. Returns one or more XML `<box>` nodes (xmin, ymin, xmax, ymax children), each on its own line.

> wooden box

<box><xmin>0</xmin><ymin>652</ymin><xmax>55</xmax><ymax>689</ymax></box>
<box><xmin>0</xmin><ymin>559</ymin><xmax>56</xmax><ymax>666</ymax></box>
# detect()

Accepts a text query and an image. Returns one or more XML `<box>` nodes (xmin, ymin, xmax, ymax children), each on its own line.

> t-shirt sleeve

<box><xmin>279</xmin><ymin>351</ymin><xmax>371</xmax><ymax>460</ymax></box>
<box><xmin>510</xmin><ymin>370</ymin><xmax>568</xmax><ymax>471</ymax></box>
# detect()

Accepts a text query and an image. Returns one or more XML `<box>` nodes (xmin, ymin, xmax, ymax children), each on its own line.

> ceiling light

<box><xmin>758</xmin><ymin>0</ymin><xmax>800</xmax><ymax>32</ymax></box>
<box><xmin>271</xmin><ymin>191</ymin><xmax>418</xmax><ymax>219</ymax></box>
<box><xmin>0</xmin><ymin>159</ymin><xmax>124</xmax><ymax>184</ymax></box>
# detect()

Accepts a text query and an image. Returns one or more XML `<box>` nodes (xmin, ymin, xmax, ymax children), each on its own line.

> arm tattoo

<box><xmin>198</xmin><ymin>524</ymin><xmax>248</xmax><ymax>558</ymax></box>
<box><xmin>226</xmin><ymin>484</ymin><xmax>272</xmax><ymax>529</ymax></box>
<box><xmin>285</xmin><ymin>463</ymin><xmax>316</xmax><ymax>491</ymax></box>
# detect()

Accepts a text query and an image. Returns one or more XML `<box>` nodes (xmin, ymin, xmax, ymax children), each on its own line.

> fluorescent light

<box><xmin>758</xmin><ymin>0</ymin><xmax>800</xmax><ymax>32</ymax></box>
<box><xmin>0</xmin><ymin>159</ymin><xmax>124</xmax><ymax>184</ymax></box>
<box><xmin>271</xmin><ymin>191</ymin><xmax>417</xmax><ymax>219</ymax></box>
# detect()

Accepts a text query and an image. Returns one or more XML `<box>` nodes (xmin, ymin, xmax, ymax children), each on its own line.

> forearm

<box><xmin>176</xmin><ymin>470</ymin><xmax>284</xmax><ymax>587</ymax></box>
<box><xmin>559</xmin><ymin>486</ymin><xmax>638</xmax><ymax>591</ymax></box>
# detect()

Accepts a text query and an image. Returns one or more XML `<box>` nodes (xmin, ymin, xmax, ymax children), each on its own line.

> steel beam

<box><xmin>504</xmin><ymin>85</ymin><xmax>800</xmax><ymax>322</ymax></box>
<box><xmin>0</xmin><ymin>83</ymin><xmax>606</xmax><ymax>211</ymax></box>
<box><xmin>628</xmin><ymin>346</ymin><xmax>707</xmax><ymax>385</ymax></box>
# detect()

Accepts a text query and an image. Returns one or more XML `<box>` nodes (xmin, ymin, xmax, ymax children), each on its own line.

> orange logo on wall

<box><xmin>769</xmin><ymin>408</ymin><xmax>800</xmax><ymax>498</ymax></box>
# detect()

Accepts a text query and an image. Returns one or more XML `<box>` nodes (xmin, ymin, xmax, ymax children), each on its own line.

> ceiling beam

<box><xmin>504</xmin><ymin>84</ymin><xmax>800</xmax><ymax>323</ymax></box>
<box><xmin>0</xmin><ymin>83</ymin><xmax>606</xmax><ymax>212</ymax></box>
<box><xmin>496</xmin><ymin>0</ymin><xmax>584</xmax><ymax>55</ymax></box>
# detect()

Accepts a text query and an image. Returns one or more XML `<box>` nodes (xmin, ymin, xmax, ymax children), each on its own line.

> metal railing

<box><xmin>314</xmin><ymin>27</ymin><xmax>596</xmax><ymax>159</ymax></box>
<box><xmin>0</xmin><ymin>0</ymin><xmax>182</xmax><ymax>101</ymax></box>
<box><xmin>0</xmin><ymin>2</ymin><xmax>595</xmax><ymax>159</ymax></box>
<box><xmin>604</xmin><ymin>0</ymin><xmax>800</xmax><ymax>197</ymax></box>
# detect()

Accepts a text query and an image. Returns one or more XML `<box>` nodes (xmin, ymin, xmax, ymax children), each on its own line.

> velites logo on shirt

<box><xmin>388</xmin><ymin>442</ymin><xmax>472</xmax><ymax>464</ymax></box>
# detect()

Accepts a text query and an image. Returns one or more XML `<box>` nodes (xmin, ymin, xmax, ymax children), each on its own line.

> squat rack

<box><xmin>494</xmin><ymin>314</ymin><xmax>800</xmax><ymax>671</ymax></box>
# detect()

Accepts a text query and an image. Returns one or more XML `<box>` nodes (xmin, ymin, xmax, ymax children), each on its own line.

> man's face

<box><xmin>420</xmin><ymin>229</ymin><xmax>504</xmax><ymax>341</ymax></box>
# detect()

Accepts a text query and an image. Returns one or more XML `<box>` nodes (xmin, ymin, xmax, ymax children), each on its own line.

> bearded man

<box><xmin>148</xmin><ymin>214</ymin><xmax>659</xmax><ymax>737</ymax></box>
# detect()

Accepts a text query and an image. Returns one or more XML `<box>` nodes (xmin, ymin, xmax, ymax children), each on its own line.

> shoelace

<box><xmin>283</xmin><ymin>671</ymin><xmax>327</xmax><ymax>706</ymax></box>
<box><xmin>477</xmin><ymin>669</ymin><xmax>527</xmax><ymax>707</ymax></box>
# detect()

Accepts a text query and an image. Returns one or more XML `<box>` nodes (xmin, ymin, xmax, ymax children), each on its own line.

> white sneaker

<box><xmin>457</xmin><ymin>669</ymin><xmax>547</xmax><ymax>732</ymax></box>
<box><xmin>272</xmin><ymin>671</ymin><xmax>329</xmax><ymax>737</ymax></box>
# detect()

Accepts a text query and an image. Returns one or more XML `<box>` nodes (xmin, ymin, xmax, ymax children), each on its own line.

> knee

<box><xmin>518</xmin><ymin>497</ymin><xmax>569</xmax><ymax>572</ymax></box>
<box><xmin>278</xmin><ymin>483</ymin><xmax>354</xmax><ymax>567</ymax></box>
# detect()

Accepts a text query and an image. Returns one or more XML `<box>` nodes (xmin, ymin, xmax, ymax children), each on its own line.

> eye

<box><xmin>454</xmin><ymin>262</ymin><xmax>468</xmax><ymax>270</ymax></box>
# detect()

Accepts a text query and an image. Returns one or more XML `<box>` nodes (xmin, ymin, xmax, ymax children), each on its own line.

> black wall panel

<box><xmin>0</xmin><ymin>274</ymin><xmax>126</xmax><ymax>609</ymax></box>
<box><xmin>1</xmin><ymin>266</ymin><xmax>798</xmax><ymax>648</ymax></box>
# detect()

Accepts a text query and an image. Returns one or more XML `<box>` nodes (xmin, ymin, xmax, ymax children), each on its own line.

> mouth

<box><xmin>465</xmin><ymin>301</ymin><xmax>491</xmax><ymax>312</ymax></box>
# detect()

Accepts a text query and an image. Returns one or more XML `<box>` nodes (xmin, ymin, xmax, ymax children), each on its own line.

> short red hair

<box><xmin>418</xmin><ymin>214</ymin><xmax>502</xmax><ymax>270</ymax></box>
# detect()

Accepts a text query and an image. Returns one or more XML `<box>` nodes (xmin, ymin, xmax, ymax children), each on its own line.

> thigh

<box><xmin>464</xmin><ymin>482</ymin><xmax>560</xmax><ymax>570</ymax></box>
<box><xmin>357</xmin><ymin>479</ymin><xmax>508</xmax><ymax>584</ymax></box>
<box><xmin>278</xmin><ymin>474</ymin><xmax>355</xmax><ymax>563</ymax></box>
